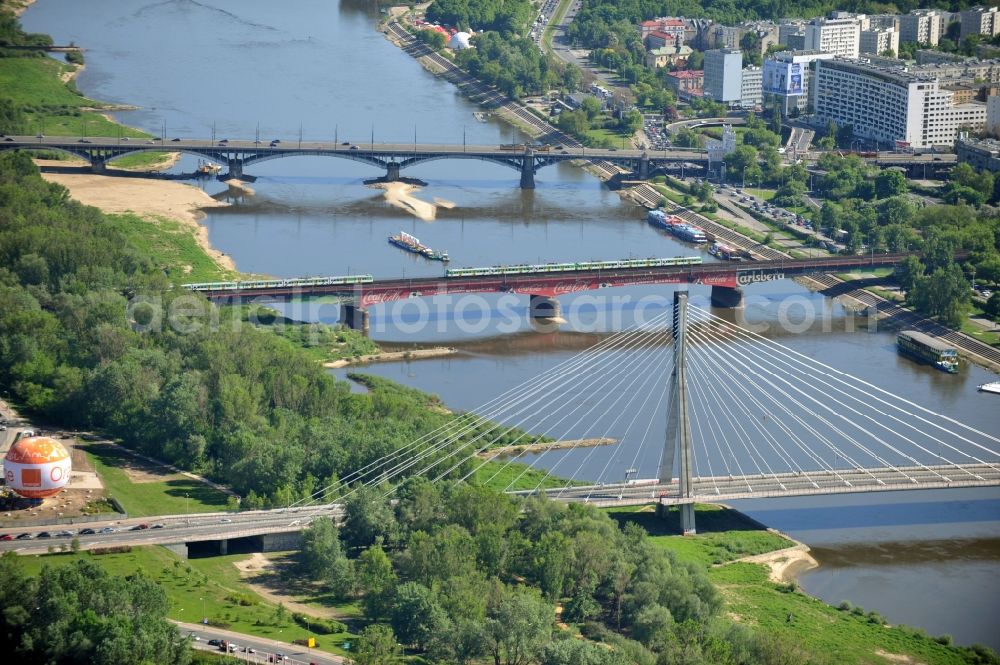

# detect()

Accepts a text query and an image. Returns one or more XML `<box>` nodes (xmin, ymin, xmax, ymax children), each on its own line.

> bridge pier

<box><xmin>340</xmin><ymin>304</ymin><xmax>370</xmax><ymax>335</ymax></box>
<box><xmin>529</xmin><ymin>295</ymin><xmax>563</xmax><ymax>324</ymax></box>
<box><xmin>519</xmin><ymin>155</ymin><xmax>535</xmax><ymax>189</ymax></box>
<box><xmin>710</xmin><ymin>285</ymin><xmax>744</xmax><ymax>309</ymax></box>
<box><xmin>226</xmin><ymin>158</ymin><xmax>245</xmax><ymax>181</ymax></box>
<box><xmin>638</xmin><ymin>153</ymin><xmax>650</xmax><ymax>180</ymax></box>
<box><xmin>386</xmin><ymin>161</ymin><xmax>401</xmax><ymax>181</ymax></box>
<box><xmin>90</xmin><ymin>158</ymin><xmax>106</xmax><ymax>174</ymax></box>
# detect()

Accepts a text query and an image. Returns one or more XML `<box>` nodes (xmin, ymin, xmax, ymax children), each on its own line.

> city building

<box><xmin>860</xmin><ymin>27</ymin><xmax>899</xmax><ymax>55</ymax></box>
<box><xmin>664</xmin><ymin>69</ymin><xmax>704</xmax><ymax>97</ymax></box>
<box><xmin>646</xmin><ymin>29</ymin><xmax>684</xmax><ymax>49</ymax></box>
<box><xmin>741</xmin><ymin>66</ymin><xmax>763</xmax><ymax>109</ymax></box>
<box><xmin>645</xmin><ymin>42</ymin><xmax>693</xmax><ymax>68</ymax></box>
<box><xmin>640</xmin><ymin>18</ymin><xmax>687</xmax><ymax>42</ymax></box>
<box><xmin>707</xmin><ymin>124</ymin><xmax>738</xmax><ymax>165</ymax></box>
<box><xmin>900</xmin><ymin>9</ymin><xmax>943</xmax><ymax>46</ymax></box>
<box><xmin>711</xmin><ymin>24</ymin><xmax>745</xmax><ymax>50</ymax></box>
<box><xmin>955</xmin><ymin>135</ymin><xmax>1000</xmax><ymax>171</ymax></box>
<box><xmin>916</xmin><ymin>49</ymin><xmax>964</xmax><ymax>64</ymax></box>
<box><xmin>812</xmin><ymin>58</ymin><xmax>988</xmax><ymax>149</ymax></box>
<box><xmin>704</xmin><ymin>48</ymin><xmax>744</xmax><ymax>104</ymax></box>
<box><xmin>960</xmin><ymin>6</ymin><xmax>1000</xmax><ymax>39</ymax></box>
<box><xmin>909</xmin><ymin>58</ymin><xmax>1000</xmax><ymax>85</ymax></box>
<box><xmin>779</xmin><ymin>21</ymin><xmax>807</xmax><ymax>50</ymax></box>
<box><xmin>762</xmin><ymin>50</ymin><xmax>835</xmax><ymax>117</ymax></box>
<box><xmin>988</xmin><ymin>95</ymin><xmax>1000</xmax><ymax>135</ymax></box>
<box><xmin>805</xmin><ymin>15</ymin><xmax>862</xmax><ymax>58</ymax></box>
<box><xmin>866</xmin><ymin>14</ymin><xmax>900</xmax><ymax>31</ymax></box>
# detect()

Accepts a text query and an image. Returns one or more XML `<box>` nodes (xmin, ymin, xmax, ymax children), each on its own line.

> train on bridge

<box><xmin>182</xmin><ymin>273</ymin><xmax>373</xmax><ymax>293</ymax></box>
<box><xmin>444</xmin><ymin>256</ymin><xmax>702</xmax><ymax>278</ymax></box>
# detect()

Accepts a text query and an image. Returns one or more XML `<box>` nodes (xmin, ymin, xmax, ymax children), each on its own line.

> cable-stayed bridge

<box><xmin>270</xmin><ymin>290</ymin><xmax>999</xmax><ymax>536</ymax></box>
<box><xmin>3</xmin><ymin>291</ymin><xmax>997</xmax><ymax>553</ymax></box>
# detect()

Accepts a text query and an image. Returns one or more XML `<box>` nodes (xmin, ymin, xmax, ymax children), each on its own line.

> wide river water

<box><xmin>25</xmin><ymin>0</ymin><xmax>1000</xmax><ymax>649</ymax></box>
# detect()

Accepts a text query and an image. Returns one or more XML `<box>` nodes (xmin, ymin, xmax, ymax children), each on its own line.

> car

<box><xmin>270</xmin><ymin>141</ymin><xmax>279</xmax><ymax>147</ymax></box>
<box><xmin>56</xmin><ymin>530</ymin><xmax>74</xmax><ymax>538</ymax></box>
<box><xmin>146</xmin><ymin>140</ymin><xmax>155</xmax><ymax>144</ymax></box>
<box><xmin>79</xmin><ymin>528</ymin><xmax>96</xmax><ymax>535</ymax></box>
<box><xmin>3</xmin><ymin>137</ymin><xmax>13</xmax><ymax>142</ymax></box>
<box><xmin>37</xmin><ymin>532</ymin><xmax>52</xmax><ymax>538</ymax></box>
<box><xmin>151</xmin><ymin>523</ymin><xmax>165</xmax><ymax>529</ymax></box>
<box><xmin>207</xmin><ymin>639</ymin><xmax>221</xmax><ymax>647</ymax></box>
<box><xmin>98</xmin><ymin>527</ymin><xmax>116</xmax><ymax>534</ymax></box>
<box><xmin>121</xmin><ymin>137</ymin><xmax>128</xmax><ymax>141</ymax></box>
<box><xmin>218</xmin><ymin>141</ymin><xmax>228</xmax><ymax>146</ymax></box>
<box><xmin>171</xmin><ymin>137</ymin><xmax>181</xmax><ymax>142</ymax></box>
<box><xmin>220</xmin><ymin>518</ymin><xmax>232</xmax><ymax>523</ymax></box>
<box><xmin>188</xmin><ymin>633</ymin><xmax>200</xmax><ymax>641</ymax></box>
<box><xmin>271</xmin><ymin>139</ymin><xmax>281</xmax><ymax>144</ymax></box>
<box><xmin>78</xmin><ymin>138</ymin><xmax>91</xmax><ymax>143</ymax></box>
<box><xmin>36</xmin><ymin>133</ymin><xmax>44</xmax><ymax>138</ymax></box>
<box><xmin>16</xmin><ymin>533</ymin><xmax>32</xmax><ymax>540</ymax></box>
<box><xmin>0</xmin><ymin>424</ymin><xmax>5</xmax><ymax>431</ymax></box>
<box><xmin>242</xmin><ymin>647</ymin><xmax>256</xmax><ymax>654</ymax></box>
<box><xmin>349</xmin><ymin>145</ymin><xmax>359</xmax><ymax>150</ymax></box>
<box><xmin>153</xmin><ymin>137</ymin><xmax>161</xmax><ymax>141</ymax></box>
<box><xmin>341</xmin><ymin>141</ymin><xmax>350</xmax><ymax>145</ymax></box>
<box><xmin>0</xmin><ymin>534</ymin><xmax>12</xmax><ymax>541</ymax></box>
<box><xmin>228</xmin><ymin>644</ymin><xmax>238</xmax><ymax>653</ymax></box>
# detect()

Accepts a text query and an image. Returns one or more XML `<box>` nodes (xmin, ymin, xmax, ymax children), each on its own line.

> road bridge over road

<box><xmin>0</xmin><ymin>135</ymin><xmax>708</xmax><ymax>188</ymax></box>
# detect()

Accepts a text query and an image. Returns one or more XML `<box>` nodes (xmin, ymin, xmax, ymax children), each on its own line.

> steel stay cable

<box><xmin>688</xmin><ymin>307</ymin><xmax>999</xmax><ymax>476</ymax></box>
<box><xmin>557</xmin><ymin>340</ymin><xmax>675</xmax><ymax>497</ymax></box>
<box><xmin>686</xmin><ymin>322</ymin><xmax>914</xmax><ymax>485</ymax></box>
<box><xmin>288</xmin><ymin>309</ymin><xmax>676</xmax><ymax>509</ymax></box>
<box><xmin>689</xmin><ymin>305</ymin><xmax>1000</xmax><ymax>449</ymax></box>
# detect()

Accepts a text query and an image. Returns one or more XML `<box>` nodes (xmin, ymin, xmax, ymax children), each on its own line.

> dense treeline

<box><xmin>0</xmin><ymin>154</ymin><xmax>545</xmax><ymax>506</ymax></box>
<box><xmin>426</xmin><ymin>0</ymin><xmax>535</xmax><ymax>34</ymax></box>
<box><xmin>0</xmin><ymin>6</ymin><xmax>51</xmax><ymax>50</ymax></box>
<box><xmin>0</xmin><ymin>553</ymin><xmax>189</xmax><ymax>664</ymax></box>
<box><xmin>300</xmin><ymin>481</ymin><xmax>827</xmax><ymax>665</ymax></box>
<box><xmin>456</xmin><ymin>31</ymin><xmax>581</xmax><ymax>98</ymax></box>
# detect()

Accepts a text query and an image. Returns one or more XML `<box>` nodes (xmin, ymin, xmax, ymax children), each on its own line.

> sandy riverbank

<box><xmin>476</xmin><ymin>437</ymin><xmax>617</xmax><ymax>458</ymax></box>
<box><xmin>735</xmin><ymin>542</ymin><xmax>819</xmax><ymax>584</ymax></box>
<box><xmin>370</xmin><ymin>181</ymin><xmax>455</xmax><ymax>221</ymax></box>
<box><xmin>323</xmin><ymin>346</ymin><xmax>458</xmax><ymax>368</ymax></box>
<box><xmin>38</xmin><ymin>170</ymin><xmax>235</xmax><ymax>272</ymax></box>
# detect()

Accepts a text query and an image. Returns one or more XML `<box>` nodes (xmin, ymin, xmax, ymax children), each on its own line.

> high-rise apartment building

<box><xmin>860</xmin><ymin>27</ymin><xmax>900</xmax><ymax>55</ymax></box>
<box><xmin>960</xmin><ymin>6</ymin><xmax>1000</xmax><ymax>39</ymax></box>
<box><xmin>704</xmin><ymin>48</ymin><xmax>744</xmax><ymax>103</ymax></box>
<box><xmin>805</xmin><ymin>16</ymin><xmax>862</xmax><ymax>58</ymax></box>
<box><xmin>900</xmin><ymin>9</ymin><xmax>943</xmax><ymax>46</ymax></box>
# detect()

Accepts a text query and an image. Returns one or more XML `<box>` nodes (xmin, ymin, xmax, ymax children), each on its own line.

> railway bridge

<box><xmin>185</xmin><ymin>253</ymin><xmax>918</xmax><ymax>334</ymax></box>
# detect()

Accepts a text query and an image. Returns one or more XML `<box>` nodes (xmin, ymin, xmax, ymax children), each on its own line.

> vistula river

<box><xmin>24</xmin><ymin>0</ymin><xmax>1000</xmax><ymax>649</ymax></box>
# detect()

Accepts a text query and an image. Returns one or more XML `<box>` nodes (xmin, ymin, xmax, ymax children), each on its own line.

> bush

<box><xmin>292</xmin><ymin>612</ymin><xmax>346</xmax><ymax>635</ymax></box>
<box><xmin>225</xmin><ymin>592</ymin><xmax>258</xmax><ymax>607</ymax></box>
<box><xmin>91</xmin><ymin>545</ymin><xmax>132</xmax><ymax>555</ymax></box>
<box><xmin>207</xmin><ymin>618</ymin><xmax>231</xmax><ymax>629</ymax></box>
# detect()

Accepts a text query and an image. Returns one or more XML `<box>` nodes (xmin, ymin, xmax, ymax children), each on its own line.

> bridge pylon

<box><xmin>659</xmin><ymin>289</ymin><xmax>696</xmax><ymax>535</ymax></box>
<box><xmin>519</xmin><ymin>149</ymin><xmax>535</xmax><ymax>189</ymax></box>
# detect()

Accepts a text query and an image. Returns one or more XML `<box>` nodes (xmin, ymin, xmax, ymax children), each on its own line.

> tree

<box><xmin>580</xmin><ymin>95</ymin><xmax>602</xmax><ymax>121</ymax></box>
<box><xmin>342</xmin><ymin>486</ymin><xmax>400</xmax><ymax>551</ymax></box>
<box><xmin>485</xmin><ymin>587</ymin><xmax>553</xmax><ymax>665</ymax></box>
<box><xmin>390</xmin><ymin>582</ymin><xmax>450</xmax><ymax>650</ymax></box>
<box><xmin>875</xmin><ymin>170</ymin><xmax>907</xmax><ymax>199</ymax></box>
<box><xmin>910</xmin><ymin>262</ymin><xmax>971</xmax><ymax>327</ymax></box>
<box><xmin>417</xmin><ymin>29</ymin><xmax>447</xmax><ymax>50</ymax></box>
<box><xmin>358</xmin><ymin>544</ymin><xmax>398</xmax><ymax>620</ymax></box>
<box><xmin>984</xmin><ymin>292</ymin><xmax>1000</xmax><ymax>322</ymax></box>
<box><xmin>350</xmin><ymin>624</ymin><xmax>402</xmax><ymax>665</ymax></box>
<box><xmin>632</xmin><ymin>603</ymin><xmax>674</xmax><ymax>649</ymax></box>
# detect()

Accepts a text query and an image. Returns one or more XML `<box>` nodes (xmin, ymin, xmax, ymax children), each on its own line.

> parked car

<box><xmin>79</xmin><ymin>528</ymin><xmax>96</xmax><ymax>535</ymax></box>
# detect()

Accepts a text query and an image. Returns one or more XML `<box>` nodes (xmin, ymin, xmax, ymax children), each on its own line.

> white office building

<box><xmin>812</xmin><ymin>58</ymin><xmax>987</xmax><ymax>149</ymax></box>
<box><xmin>704</xmin><ymin>48</ymin><xmax>744</xmax><ymax>104</ymax></box>
<box><xmin>899</xmin><ymin>9</ymin><xmax>943</xmax><ymax>46</ymax></box>
<box><xmin>762</xmin><ymin>50</ymin><xmax>835</xmax><ymax>117</ymax></box>
<box><xmin>741</xmin><ymin>66</ymin><xmax>763</xmax><ymax>109</ymax></box>
<box><xmin>805</xmin><ymin>16</ymin><xmax>862</xmax><ymax>58</ymax></box>
<box><xmin>860</xmin><ymin>27</ymin><xmax>899</xmax><ymax>55</ymax></box>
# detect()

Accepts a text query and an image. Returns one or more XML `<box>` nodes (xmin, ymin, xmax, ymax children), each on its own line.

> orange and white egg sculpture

<box><xmin>3</xmin><ymin>436</ymin><xmax>72</xmax><ymax>499</ymax></box>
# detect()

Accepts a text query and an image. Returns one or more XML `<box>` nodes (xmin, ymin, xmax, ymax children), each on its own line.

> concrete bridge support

<box><xmin>660</xmin><ymin>290</ymin><xmax>696</xmax><ymax>535</ymax></box>
<box><xmin>520</xmin><ymin>156</ymin><xmax>535</xmax><ymax>189</ymax></box>
<box><xmin>386</xmin><ymin>161</ymin><xmax>401</xmax><ymax>182</ymax></box>
<box><xmin>90</xmin><ymin>158</ymin><xmax>106</xmax><ymax>174</ymax></box>
<box><xmin>710</xmin><ymin>285</ymin><xmax>744</xmax><ymax>309</ymax></box>
<box><xmin>340</xmin><ymin>304</ymin><xmax>370</xmax><ymax>335</ymax></box>
<box><xmin>638</xmin><ymin>153</ymin><xmax>650</xmax><ymax>180</ymax></box>
<box><xmin>528</xmin><ymin>295</ymin><xmax>563</xmax><ymax>323</ymax></box>
<box><xmin>226</xmin><ymin>158</ymin><xmax>244</xmax><ymax>180</ymax></box>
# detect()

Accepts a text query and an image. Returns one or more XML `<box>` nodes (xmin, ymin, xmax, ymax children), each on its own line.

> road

<box><xmin>0</xmin><ymin>502</ymin><xmax>342</xmax><ymax>555</ymax></box>
<box><xmin>180</xmin><ymin>621</ymin><xmax>345</xmax><ymax>665</ymax></box>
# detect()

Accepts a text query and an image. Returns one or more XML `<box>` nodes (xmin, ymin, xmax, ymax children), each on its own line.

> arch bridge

<box><xmin>0</xmin><ymin>135</ymin><xmax>709</xmax><ymax>188</ymax></box>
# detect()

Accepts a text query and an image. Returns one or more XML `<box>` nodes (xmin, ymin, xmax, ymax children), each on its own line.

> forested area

<box><xmin>426</xmin><ymin>0</ymin><xmax>536</xmax><ymax>34</ymax></box>
<box><xmin>0</xmin><ymin>553</ymin><xmax>189</xmax><ymax>664</ymax></box>
<box><xmin>299</xmin><ymin>482</ymin><xmax>826</xmax><ymax>665</ymax></box>
<box><xmin>456</xmin><ymin>31</ymin><xmax>581</xmax><ymax>98</ymax></box>
<box><xmin>0</xmin><ymin>153</ymin><xmax>549</xmax><ymax>506</ymax></box>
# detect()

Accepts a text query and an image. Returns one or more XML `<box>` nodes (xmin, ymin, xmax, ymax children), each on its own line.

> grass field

<box><xmin>85</xmin><ymin>442</ymin><xmax>231</xmax><ymax>517</ymax></box>
<box><xmin>472</xmin><ymin>459</ymin><xmax>585</xmax><ymax>491</ymax></box>
<box><xmin>612</xmin><ymin>504</ymin><xmax>981</xmax><ymax>664</ymax></box>
<box><xmin>15</xmin><ymin>547</ymin><xmax>354</xmax><ymax>657</ymax></box>
<box><xmin>107</xmin><ymin>213</ymin><xmax>235</xmax><ymax>284</ymax></box>
<box><xmin>605</xmin><ymin>504</ymin><xmax>793</xmax><ymax>566</ymax></box>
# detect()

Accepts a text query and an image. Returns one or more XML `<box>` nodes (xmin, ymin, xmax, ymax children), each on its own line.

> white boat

<box><xmin>978</xmin><ymin>382</ymin><xmax>1000</xmax><ymax>395</ymax></box>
